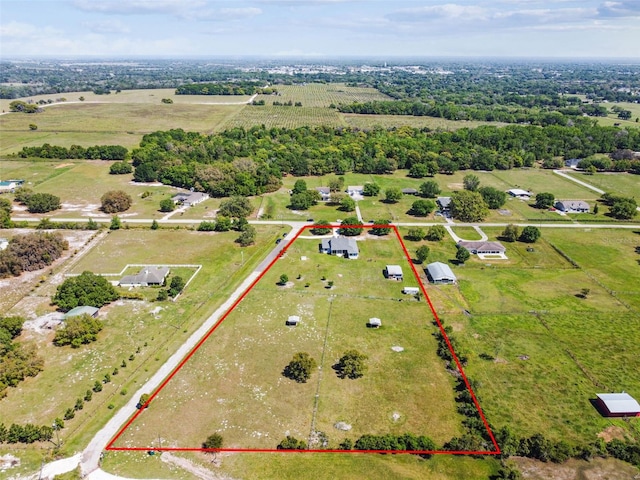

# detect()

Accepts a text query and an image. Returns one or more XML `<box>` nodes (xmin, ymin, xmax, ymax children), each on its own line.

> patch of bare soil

<box><xmin>447</xmin><ymin>182</ymin><xmax>464</xmax><ymax>190</ymax></box>
<box><xmin>597</xmin><ymin>425</ymin><xmax>627</xmax><ymax>442</ymax></box>
<box><xmin>55</xmin><ymin>163</ymin><xmax>74</xmax><ymax>169</ymax></box>
<box><xmin>161</xmin><ymin>452</ymin><xmax>237</xmax><ymax>480</ymax></box>
<box><xmin>514</xmin><ymin>456</ymin><xmax>640</xmax><ymax>480</ymax></box>
<box><xmin>0</xmin><ymin>454</ymin><xmax>20</xmax><ymax>473</ymax></box>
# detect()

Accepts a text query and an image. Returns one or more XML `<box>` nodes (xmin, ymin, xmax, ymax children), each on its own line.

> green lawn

<box><xmin>564</xmin><ymin>171</ymin><xmax>640</xmax><ymax>198</ymax></box>
<box><xmin>111</xmin><ymin>234</ymin><xmax>464</xmax><ymax>451</ymax></box>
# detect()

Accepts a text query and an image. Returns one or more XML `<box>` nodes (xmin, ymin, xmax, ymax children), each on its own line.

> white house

<box><xmin>385</xmin><ymin>265</ymin><xmax>403</xmax><ymax>281</ymax></box>
<box><xmin>314</xmin><ymin>187</ymin><xmax>331</xmax><ymax>201</ymax></box>
<box><xmin>346</xmin><ymin>185</ymin><xmax>364</xmax><ymax>196</ymax></box>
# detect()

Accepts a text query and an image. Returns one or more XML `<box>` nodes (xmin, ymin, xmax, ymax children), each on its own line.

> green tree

<box><xmin>283</xmin><ymin>352</ymin><xmax>317</xmax><ymax>383</ymax></box>
<box><xmin>137</xmin><ymin>393</ymin><xmax>150</xmax><ymax>409</ymax></box>
<box><xmin>478</xmin><ymin>186</ymin><xmax>507</xmax><ymax>209</ymax></box>
<box><xmin>338</xmin><ymin>217</ymin><xmax>363</xmax><ymax>236</ymax></box>
<box><xmin>202</xmin><ymin>433</ymin><xmax>223</xmax><ymax>450</ymax></box>
<box><xmin>53</xmin><ymin>271</ymin><xmax>119</xmax><ymax>311</ymax></box>
<box><xmin>109</xmin><ymin>162</ymin><xmax>132</xmax><ymax>175</ymax></box>
<box><xmin>416</xmin><ymin>245</ymin><xmax>430</xmax><ymax>264</ymax></box>
<box><xmin>13</xmin><ymin>187</ymin><xmax>33</xmax><ymax>204</ymax></box>
<box><xmin>328</xmin><ymin>177</ymin><xmax>344</xmax><ymax>192</ymax></box>
<box><xmin>215</xmin><ymin>216</ymin><xmax>232</xmax><ymax>231</ymax></box>
<box><xmin>384</xmin><ymin>187</ymin><xmax>403</xmax><ymax>203</ymax></box>
<box><xmin>292</xmin><ymin>179</ymin><xmax>307</xmax><ymax>194</ymax></box>
<box><xmin>53</xmin><ymin>314</ymin><xmax>104</xmax><ymax>348</ymax></box>
<box><xmin>455</xmin><ymin>244</ymin><xmax>471</xmax><ymax>264</ymax></box>
<box><xmin>310</xmin><ymin>220</ymin><xmax>332</xmax><ymax>235</ymax></box>
<box><xmin>362</xmin><ymin>183</ymin><xmax>380</xmax><ymax>197</ymax></box>
<box><xmin>109</xmin><ymin>216</ymin><xmax>121</xmax><ymax>230</ymax></box>
<box><xmin>150</xmin><ymin>219</ymin><xmax>159</xmax><ymax>230</ymax></box>
<box><xmin>450</xmin><ymin>190</ymin><xmax>489</xmax><ymax>222</ymax></box>
<box><xmin>519</xmin><ymin>226</ymin><xmax>541</xmax><ymax>243</ymax></box>
<box><xmin>279</xmin><ymin>274</ymin><xmax>289</xmax><ymax>285</ymax></box>
<box><xmin>609</xmin><ymin>197</ymin><xmax>637</xmax><ymax>219</ymax></box>
<box><xmin>370</xmin><ymin>219</ymin><xmax>391</xmax><ymax>236</ymax></box>
<box><xmin>289</xmin><ymin>192</ymin><xmax>314</xmax><ymax>210</ymax></box>
<box><xmin>463</xmin><ymin>174</ymin><xmax>480</xmax><ymax>192</ymax></box>
<box><xmin>219</xmin><ymin>196</ymin><xmax>253</xmax><ymax>218</ymax></box>
<box><xmin>419</xmin><ymin>180</ymin><xmax>441</xmax><ymax>198</ymax></box>
<box><xmin>339</xmin><ymin>196</ymin><xmax>356</xmax><ymax>212</ymax></box>
<box><xmin>156</xmin><ymin>289</ymin><xmax>168</xmax><ymax>301</ymax></box>
<box><xmin>168</xmin><ymin>276</ymin><xmax>185</xmax><ymax>297</ymax></box>
<box><xmin>406</xmin><ymin>227</ymin><xmax>425</xmax><ymax>241</ymax></box>
<box><xmin>425</xmin><ymin>225</ymin><xmax>446</xmax><ymax>241</ymax></box>
<box><xmin>237</xmin><ymin>225</ymin><xmax>256</xmax><ymax>246</ymax></box>
<box><xmin>0</xmin><ymin>316</ymin><xmax>25</xmax><ymax>338</ymax></box>
<box><xmin>25</xmin><ymin>193</ymin><xmax>61</xmax><ymax>213</ymax></box>
<box><xmin>0</xmin><ymin>198</ymin><xmax>12</xmax><ymax>229</ymax></box>
<box><xmin>501</xmin><ymin>224</ymin><xmax>519</xmax><ymax>242</ymax></box>
<box><xmin>159</xmin><ymin>199</ymin><xmax>175</xmax><ymax>212</ymax></box>
<box><xmin>86</xmin><ymin>218</ymin><xmax>99</xmax><ymax>230</ymax></box>
<box><xmin>335</xmin><ymin>350</ymin><xmax>367</xmax><ymax>379</ymax></box>
<box><xmin>535</xmin><ymin>192</ymin><xmax>555</xmax><ymax>209</ymax></box>
<box><xmin>410</xmin><ymin>199</ymin><xmax>436</xmax><ymax>216</ymax></box>
<box><xmin>29</xmin><ymin>123</ymin><xmax>37</xmax><ymax>130</ymax></box>
<box><xmin>101</xmin><ymin>190</ymin><xmax>132</xmax><ymax>213</ymax></box>
<box><xmin>277</xmin><ymin>435</ymin><xmax>307</xmax><ymax>450</ymax></box>
<box><xmin>93</xmin><ymin>381</ymin><xmax>102</xmax><ymax>392</ymax></box>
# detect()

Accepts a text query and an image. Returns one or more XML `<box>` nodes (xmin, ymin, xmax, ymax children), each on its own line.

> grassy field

<box><xmin>595</xmin><ymin>101</ymin><xmax>640</xmax><ymax>129</ymax></box>
<box><xmin>0</xmin><ymin>226</ymin><xmax>282</xmax><ymax>466</ymax></box>
<box><xmin>343</xmin><ymin>114</ymin><xmax>507</xmax><ymax>131</ymax></box>
<box><xmin>111</xmin><ymin>233</ymin><xmax>465</xmax><ymax>451</ymax></box>
<box><xmin>403</xmin><ymin>226</ymin><xmax>640</xmax><ymax>446</ymax></box>
<box><xmin>564</xmin><ymin>171</ymin><xmax>640</xmax><ymax>198</ymax></box>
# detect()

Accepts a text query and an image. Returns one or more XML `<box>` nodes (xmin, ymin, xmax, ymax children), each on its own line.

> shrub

<box><xmin>25</xmin><ymin>193</ymin><xmax>61</xmax><ymax>213</ymax></box>
<box><xmin>53</xmin><ymin>314</ymin><xmax>104</xmax><ymax>348</ymax></box>
<box><xmin>101</xmin><ymin>190</ymin><xmax>132</xmax><ymax>213</ymax></box>
<box><xmin>109</xmin><ymin>162</ymin><xmax>133</xmax><ymax>175</ymax></box>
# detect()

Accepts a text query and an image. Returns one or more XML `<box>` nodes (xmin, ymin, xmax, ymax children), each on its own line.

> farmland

<box><xmin>110</xmin><ymin>232</ymin><xmax>467</xmax><ymax>451</ymax></box>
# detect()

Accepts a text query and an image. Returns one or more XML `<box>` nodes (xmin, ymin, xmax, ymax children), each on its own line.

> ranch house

<box><xmin>458</xmin><ymin>241</ymin><xmax>506</xmax><ymax>255</ymax></box>
<box><xmin>120</xmin><ymin>266</ymin><xmax>170</xmax><ymax>287</ymax></box>
<box><xmin>555</xmin><ymin>200</ymin><xmax>590</xmax><ymax>213</ymax></box>
<box><xmin>319</xmin><ymin>236</ymin><xmax>359</xmax><ymax>259</ymax></box>
<box><xmin>314</xmin><ymin>187</ymin><xmax>331</xmax><ymax>201</ymax></box>
<box><xmin>172</xmin><ymin>192</ymin><xmax>208</xmax><ymax>207</ymax></box>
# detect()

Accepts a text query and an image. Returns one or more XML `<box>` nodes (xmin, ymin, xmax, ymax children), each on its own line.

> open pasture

<box><xmin>565</xmin><ymin>171</ymin><xmax>640</xmax><ymax>198</ymax></box>
<box><xmin>0</xmin><ymin>226</ymin><xmax>281</xmax><ymax>454</ymax></box>
<box><xmin>111</xmin><ymin>234</ymin><xmax>465</xmax><ymax>451</ymax></box>
<box><xmin>254</xmin><ymin>83</ymin><xmax>392</xmax><ymax>108</ymax></box>
<box><xmin>343</xmin><ymin>114</ymin><xmax>506</xmax><ymax>131</ymax></box>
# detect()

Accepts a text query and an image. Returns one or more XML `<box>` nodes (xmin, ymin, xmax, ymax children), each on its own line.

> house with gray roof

<box><xmin>458</xmin><ymin>241</ymin><xmax>506</xmax><ymax>255</ymax></box>
<box><xmin>172</xmin><ymin>192</ymin><xmax>208</xmax><ymax>207</ymax></box>
<box><xmin>119</xmin><ymin>266</ymin><xmax>170</xmax><ymax>287</ymax></box>
<box><xmin>437</xmin><ymin>197</ymin><xmax>452</xmax><ymax>212</ymax></box>
<box><xmin>314</xmin><ymin>187</ymin><xmax>331</xmax><ymax>201</ymax></box>
<box><xmin>425</xmin><ymin>262</ymin><xmax>457</xmax><ymax>284</ymax></box>
<box><xmin>402</xmin><ymin>188</ymin><xmax>418</xmax><ymax>195</ymax></box>
<box><xmin>385</xmin><ymin>265</ymin><xmax>403</xmax><ymax>280</ymax></box>
<box><xmin>319</xmin><ymin>237</ymin><xmax>359</xmax><ymax>259</ymax></box>
<box><xmin>595</xmin><ymin>393</ymin><xmax>640</xmax><ymax>417</ymax></box>
<box><xmin>555</xmin><ymin>200</ymin><xmax>590</xmax><ymax>213</ymax></box>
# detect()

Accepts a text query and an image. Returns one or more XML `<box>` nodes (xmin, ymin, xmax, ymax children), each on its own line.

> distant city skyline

<box><xmin>1</xmin><ymin>0</ymin><xmax>640</xmax><ymax>59</ymax></box>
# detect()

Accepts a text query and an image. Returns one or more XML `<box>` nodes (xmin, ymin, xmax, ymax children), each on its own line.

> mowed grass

<box><xmin>343</xmin><ymin>114</ymin><xmax>506</xmax><ymax>131</ymax></box>
<box><xmin>254</xmin><ymin>83</ymin><xmax>392</xmax><ymax>108</ymax></box>
<box><xmin>0</xmin><ymin>226</ymin><xmax>281</xmax><ymax>454</ymax></box>
<box><xmin>111</xmin><ymin>234</ymin><xmax>464</xmax><ymax>451</ymax></box>
<box><xmin>564</xmin><ymin>171</ymin><xmax>640</xmax><ymax>198</ymax></box>
<box><xmin>0</xmin><ymin>103</ymin><xmax>244</xmax><ymax>154</ymax></box>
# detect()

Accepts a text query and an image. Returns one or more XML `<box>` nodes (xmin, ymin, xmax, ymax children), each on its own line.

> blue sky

<box><xmin>1</xmin><ymin>0</ymin><xmax>639</xmax><ymax>58</ymax></box>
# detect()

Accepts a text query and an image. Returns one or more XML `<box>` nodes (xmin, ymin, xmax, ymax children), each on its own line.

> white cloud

<box><xmin>387</xmin><ymin>3</ymin><xmax>488</xmax><ymax>22</ymax></box>
<box><xmin>0</xmin><ymin>21</ymin><xmax>62</xmax><ymax>40</ymax></box>
<box><xmin>73</xmin><ymin>0</ymin><xmax>206</xmax><ymax>15</ymax></box>
<box><xmin>82</xmin><ymin>19</ymin><xmax>131</xmax><ymax>34</ymax></box>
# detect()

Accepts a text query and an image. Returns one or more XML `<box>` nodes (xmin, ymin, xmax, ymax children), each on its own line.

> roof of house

<box><xmin>556</xmin><ymin>200</ymin><xmax>590</xmax><ymax>210</ymax></box>
<box><xmin>173</xmin><ymin>192</ymin><xmax>207</xmax><ymax>203</ymax></box>
<box><xmin>120</xmin><ymin>266</ymin><xmax>170</xmax><ymax>285</ymax></box>
<box><xmin>315</xmin><ymin>187</ymin><xmax>331</xmax><ymax>194</ymax></box>
<box><xmin>437</xmin><ymin>197</ymin><xmax>452</xmax><ymax>207</ymax></box>
<box><xmin>402</xmin><ymin>188</ymin><xmax>418</xmax><ymax>194</ymax></box>
<box><xmin>596</xmin><ymin>393</ymin><xmax>640</xmax><ymax>414</ymax></box>
<box><xmin>508</xmin><ymin>188</ymin><xmax>531</xmax><ymax>196</ymax></box>
<box><xmin>321</xmin><ymin>236</ymin><xmax>359</xmax><ymax>254</ymax></box>
<box><xmin>386</xmin><ymin>265</ymin><xmax>403</xmax><ymax>276</ymax></box>
<box><xmin>458</xmin><ymin>241</ymin><xmax>506</xmax><ymax>253</ymax></box>
<box><xmin>64</xmin><ymin>306</ymin><xmax>99</xmax><ymax>319</ymax></box>
<box><xmin>426</xmin><ymin>262</ymin><xmax>457</xmax><ymax>282</ymax></box>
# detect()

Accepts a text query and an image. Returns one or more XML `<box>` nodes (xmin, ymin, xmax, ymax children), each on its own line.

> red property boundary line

<box><xmin>106</xmin><ymin>224</ymin><xmax>500</xmax><ymax>456</ymax></box>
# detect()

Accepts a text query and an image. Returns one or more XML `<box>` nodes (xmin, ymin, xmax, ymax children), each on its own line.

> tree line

<box><xmin>175</xmin><ymin>82</ymin><xmax>265</xmax><ymax>96</ymax></box>
<box><xmin>0</xmin><ymin>232</ymin><xmax>68</xmax><ymax>279</ymax></box>
<box><xmin>17</xmin><ymin>144</ymin><xmax>128</xmax><ymax>160</ymax></box>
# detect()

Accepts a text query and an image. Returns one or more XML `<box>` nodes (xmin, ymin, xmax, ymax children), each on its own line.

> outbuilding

<box><xmin>507</xmin><ymin>189</ymin><xmax>532</xmax><ymax>199</ymax></box>
<box><xmin>401</xmin><ymin>188</ymin><xmax>418</xmax><ymax>195</ymax></box>
<box><xmin>402</xmin><ymin>286</ymin><xmax>420</xmax><ymax>294</ymax></box>
<box><xmin>595</xmin><ymin>393</ymin><xmax>640</xmax><ymax>417</ymax></box>
<box><xmin>425</xmin><ymin>262</ymin><xmax>457</xmax><ymax>284</ymax></box>
<box><xmin>385</xmin><ymin>265</ymin><xmax>403</xmax><ymax>281</ymax></box>
<box><xmin>367</xmin><ymin>317</ymin><xmax>382</xmax><ymax>328</ymax></box>
<box><xmin>286</xmin><ymin>315</ymin><xmax>300</xmax><ymax>326</ymax></box>
<box><xmin>64</xmin><ymin>306</ymin><xmax>99</xmax><ymax>320</ymax></box>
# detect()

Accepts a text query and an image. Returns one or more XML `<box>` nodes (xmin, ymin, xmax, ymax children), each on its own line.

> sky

<box><xmin>1</xmin><ymin>0</ymin><xmax>640</xmax><ymax>59</ymax></box>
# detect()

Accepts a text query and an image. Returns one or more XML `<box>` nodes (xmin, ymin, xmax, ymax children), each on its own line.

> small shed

<box><xmin>403</xmin><ymin>286</ymin><xmax>420</xmax><ymax>294</ymax></box>
<box><xmin>401</xmin><ymin>188</ymin><xmax>418</xmax><ymax>195</ymax></box>
<box><xmin>286</xmin><ymin>315</ymin><xmax>300</xmax><ymax>326</ymax></box>
<box><xmin>385</xmin><ymin>265</ymin><xmax>403</xmax><ymax>281</ymax></box>
<box><xmin>64</xmin><ymin>306</ymin><xmax>99</xmax><ymax>320</ymax></box>
<box><xmin>595</xmin><ymin>393</ymin><xmax>640</xmax><ymax>417</ymax></box>
<box><xmin>507</xmin><ymin>188</ymin><xmax>532</xmax><ymax>198</ymax></box>
<box><xmin>368</xmin><ymin>317</ymin><xmax>381</xmax><ymax>328</ymax></box>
